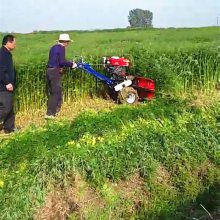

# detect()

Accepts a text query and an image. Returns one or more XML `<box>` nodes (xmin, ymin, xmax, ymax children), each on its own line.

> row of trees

<box><xmin>128</xmin><ymin>9</ymin><xmax>153</xmax><ymax>28</ymax></box>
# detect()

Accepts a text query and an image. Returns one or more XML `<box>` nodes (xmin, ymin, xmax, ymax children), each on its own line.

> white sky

<box><xmin>0</xmin><ymin>0</ymin><xmax>219</xmax><ymax>33</ymax></box>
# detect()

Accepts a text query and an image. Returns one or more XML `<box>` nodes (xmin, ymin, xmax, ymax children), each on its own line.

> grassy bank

<box><xmin>0</xmin><ymin>27</ymin><xmax>219</xmax><ymax>219</ymax></box>
<box><xmin>0</xmin><ymin>96</ymin><xmax>219</xmax><ymax>219</ymax></box>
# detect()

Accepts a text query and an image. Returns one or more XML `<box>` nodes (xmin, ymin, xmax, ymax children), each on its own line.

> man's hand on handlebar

<box><xmin>72</xmin><ymin>61</ymin><xmax>77</xmax><ymax>69</ymax></box>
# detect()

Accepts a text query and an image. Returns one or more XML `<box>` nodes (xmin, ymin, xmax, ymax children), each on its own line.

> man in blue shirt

<box><xmin>0</xmin><ymin>34</ymin><xmax>17</xmax><ymax>133</ymax></box>
<box><xmin>45</xmin><ymin>33</ymin><xmax>77</xmax><ymax>119</ymax></box>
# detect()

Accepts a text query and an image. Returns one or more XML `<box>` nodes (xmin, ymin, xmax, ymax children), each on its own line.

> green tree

<box><xmin>128</xmin><ymin>9</ymin><xmax>153</xmax><ymax>28</ymax></box>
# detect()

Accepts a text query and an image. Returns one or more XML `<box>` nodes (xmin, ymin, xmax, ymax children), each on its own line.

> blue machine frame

<box><xmin>77</xmin><ymin>62</ymin><xmax>114</xmax><ymax>86</ymax></box>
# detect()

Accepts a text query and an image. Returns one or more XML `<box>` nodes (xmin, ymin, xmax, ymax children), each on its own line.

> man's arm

<box><xmin>58</xmin><ymin>46</ymin><xmax>73</xmax><ymax>68</ymax></box>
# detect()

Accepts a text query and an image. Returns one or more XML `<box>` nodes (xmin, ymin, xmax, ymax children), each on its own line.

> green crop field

<box><xmin>0</xmin><ymin>27</ymin><xmax>219</xmax><ymax>219</ymax></box>
<box><xmin>1</xmin><ymin>26</ymin><xmax>219</xmax><ymax>111</ymax></box>
<box><xmin>5</xmin><ymin>26</ymin><xmax>220</xmax><ymax>64</ymax></box>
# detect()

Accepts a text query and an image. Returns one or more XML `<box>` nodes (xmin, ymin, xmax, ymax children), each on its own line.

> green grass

<box><xmin>0</xmin><ymin>27</ymin><xmax>219</xmax><ymax>219</ymax></box>
<box><xmin>0</xmin><ymin>97</ymin><xmax>219</xmax><ymax>219</ymax></box>
<box><xmin>1</xmin><ymin>27</ymin><xmax>219</xmax><ymax>111</ymax></box>
<box><xmin>1</xmin><ymin>26</ymin><xmax>218</xmax><ymax>64</ymax></box>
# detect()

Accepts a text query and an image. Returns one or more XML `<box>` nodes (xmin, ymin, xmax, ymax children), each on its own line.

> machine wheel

<box><xmin>117</xmin><ymin>87</ymin><xmax>139</xmax><ymax>104</ymax></box>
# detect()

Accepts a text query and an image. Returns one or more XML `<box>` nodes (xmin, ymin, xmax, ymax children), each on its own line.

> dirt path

<box><xmin>15</xmin><ymin>98</ymin><xmax>116</xmax><ymax>130</ymax></box>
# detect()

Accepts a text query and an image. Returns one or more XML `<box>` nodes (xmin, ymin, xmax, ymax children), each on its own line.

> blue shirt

<box><xmin>0</xmin><ymin>46</ymin><xmax>16</xmax><ymax>92</ymax></box>
<box><xmin>47</xmin><ymin>44</ymin><xmax>73</xmax><ymax>68</ymax></box>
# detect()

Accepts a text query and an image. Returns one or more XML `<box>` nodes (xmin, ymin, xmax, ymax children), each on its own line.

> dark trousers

<box><xmin>46</xmin><ymin>69</ymin><xmax>62</xmax><ymax>116</ymax></box>
<box><xmin>0</xmin><ymin>91</ymin><xmax>15</xmax><ymax>131</ymax></box>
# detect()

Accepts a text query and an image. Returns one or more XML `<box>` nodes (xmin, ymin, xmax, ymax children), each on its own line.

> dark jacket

<box><xmin>47</xmin><ymin>44</ymin><xmax>73</xmax><ymax>68</ymax></box>
<box><xmin>0</xmin><ymin>46</ymin><xmax>16</xmax><ymax>92</ymax></box>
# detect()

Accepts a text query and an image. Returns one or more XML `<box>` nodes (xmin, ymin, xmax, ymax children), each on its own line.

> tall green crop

<box><xmin>11</xmin><ymin>27</ymin><xmax>220</xmax><ymax>111</ymax></box>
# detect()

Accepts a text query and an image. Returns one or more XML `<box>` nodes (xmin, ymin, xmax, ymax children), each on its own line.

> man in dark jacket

<box><xmin>45</xmin><ymin>33</ymin><xmax>77</xmax><ymax>119</ymax></box>
<box><xmin>0</xmin><ymin>34</ymin><xmax>17</xmax><ymax>133</ymax></box>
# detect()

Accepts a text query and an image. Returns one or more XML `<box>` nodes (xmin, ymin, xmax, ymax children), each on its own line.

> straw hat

<box><xmin>57</xmin><ymin>33</ymin><xmax>73</xmax><ymax>42</ymax></box>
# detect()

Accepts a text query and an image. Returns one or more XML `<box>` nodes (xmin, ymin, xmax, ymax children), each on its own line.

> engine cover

<box><xmin>107</xmin><ymin>56</ymin><xmax>130</xmax><ymax>66</ymax></box>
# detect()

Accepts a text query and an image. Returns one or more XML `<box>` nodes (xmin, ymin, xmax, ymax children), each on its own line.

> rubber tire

<box><xmin>117</xmin><ymin>87</ymin><xmax>139</xmax><ymax>104</ymax></box>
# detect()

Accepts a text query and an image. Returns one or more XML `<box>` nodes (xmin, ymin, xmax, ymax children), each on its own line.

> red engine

<box><xmin>103</xmin><ymin>56</ymin><xmax>130</xmax><ymax>80</ymax></box>
<box><xmin>106</xmin><ymin>56</ymin><xmax>130</xmax><ymax>67</ymax></box>
<box><xmin>103</xmin><ymin>56</ymin><xmax>155</xmax><ymax>101</ymax></box>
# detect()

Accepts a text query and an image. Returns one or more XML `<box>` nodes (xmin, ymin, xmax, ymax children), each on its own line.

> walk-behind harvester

<box><xmin>77</xmin><ymin>56</ymin><xmax>155</xmax><ymax>104</ymax></box>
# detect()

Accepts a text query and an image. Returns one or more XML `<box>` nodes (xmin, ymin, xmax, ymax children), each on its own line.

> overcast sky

<box><xmin>0</xmin><ymin>0</ymin><xmax>219</xmax><ymax>33</ymax></box>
